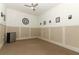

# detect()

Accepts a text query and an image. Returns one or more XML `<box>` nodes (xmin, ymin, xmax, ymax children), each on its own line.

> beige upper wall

<box><xmin>6</xmin><ymin>8</ymin><xmax>39</xmax><ymax>28</ymax></box>
<box><xmin>6</xmin><ymin>3</ymin><xmax>79</xmax><ymax>27</ymax></box>
<box><xmin>39</xmin><ymin>3</ymin><xmax>79</xmax><ymax>27</ymax></box>
<box><xmin>4</xmin><ymin>3</ymin><xmax>79</xmax><ymax>28</ymax></box>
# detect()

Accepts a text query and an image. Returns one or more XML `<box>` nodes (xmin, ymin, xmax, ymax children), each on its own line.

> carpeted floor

<box><xmin>0</xmin><ymin>38</ymin><xmax>79</xmax><ymax>55</ymax></box>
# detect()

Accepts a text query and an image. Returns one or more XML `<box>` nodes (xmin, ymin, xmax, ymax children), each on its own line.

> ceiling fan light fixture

<box><xmin>31</xmin><ymin>7</ymin><xmax>33</xmax><ymax>9</ymax></box>
<box><xmin>24</xmin><ymin>3</ymin><xmax>38</xmax><ymax>11</ymax></box>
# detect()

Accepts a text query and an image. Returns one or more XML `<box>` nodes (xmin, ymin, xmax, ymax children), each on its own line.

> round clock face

<box><xmin>22</xmin><ymin>18</ymin><xmax>29</xmax><ymax>25</ymax></box>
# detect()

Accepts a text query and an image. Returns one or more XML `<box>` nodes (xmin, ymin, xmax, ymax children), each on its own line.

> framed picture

<box><xmin>40</xmin><ymin>23</ymin><xmax>42</xmax><ymax>25</ymax></box>
<box><xmin>55</xmin><ymin>17</ymin><xmax>60</xmax><ymax>23</ymax></box>
<box><xmin>1</xmin><ymin>12</ymin><xmax>4</xmax><ymax>17</ymax></box>
<box><xmin>68</xmin><ymin>15</ymin><xmax>72</xmax><ymax>19</ymax></box>
<box><xmin>49</xmin><ymin>20</ymin><xmax>51</xmax><ymax>23</ymax></box>
<box><xmin>43</xmin><ymin>21</ymin><xmax>46</xmax><ymax>25</ymax></box>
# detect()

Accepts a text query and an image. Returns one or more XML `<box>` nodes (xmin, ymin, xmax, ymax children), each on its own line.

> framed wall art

<box><xmin>55</xmin><ymin>17</ymin><xmax>60</xmax><ymax>23</ymax></box>
<box><xmin>49</xmin><ymin>20</ymin><xmax>51</xmax><ymax>23</ymax></box>
<box><xmin>43</xmin><ymin>21</ymin><xmax>46</xmax><ymax>25</ymax></box>
<box><xmin>40</xmin><ymin>23</ymin><xmax>42</xmax><ymax>25</ymax></box>
<box><xmin>1</xmin><ymin>12</ymin><xmax>4</xmax><ymax>17</ymax></box>
<box><xmin>68</xmin><ymin>15</ymin><xmax>72</xmax><ymax>20</ymax></box>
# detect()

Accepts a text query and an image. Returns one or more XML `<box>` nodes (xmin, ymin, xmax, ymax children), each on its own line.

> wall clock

<box><xmin>22</xmin><ymin>18</ymin><xmax>29</xmax><ymax>25</ymax></box>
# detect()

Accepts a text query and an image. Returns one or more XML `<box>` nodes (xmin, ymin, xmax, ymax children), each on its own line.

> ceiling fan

<box><xmin>24</xmin><ymin>3</ymin><xmax>38</xmax><ymax>11</ymax></box>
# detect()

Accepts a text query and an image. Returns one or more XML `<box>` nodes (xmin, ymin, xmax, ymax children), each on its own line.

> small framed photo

<box><xmin>55</xmin><ymin>17</ymin><xmax>60</xmax><ymax>23</ymax></box>
<box><xmin>49</xmin><ymin>20</ymin><xmax>51</xmax><ymax>23</ymax></box>
<box><xmin>68</xmin><ymin>15</ymin><xmax>72</xmax><ymax>19</ymax></box>
<box><xmin>43</xmin><ymin>21</ymin><xmax>46</xmax><ymax>25</ymax></box>
<box><xmin>1</xmin><ymin>12</ymin><xmax>4</xmax><ymax>17</ymax></box>
<box><xmin>40</xmin><ymin>23</ymin><xmax>42</xmax><ymax>25</ymax></box>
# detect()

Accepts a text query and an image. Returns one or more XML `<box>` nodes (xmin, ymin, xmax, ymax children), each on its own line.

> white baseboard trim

<box><xmin>16</xmin><ymin>36</ymin><xmax>38</xmax><ymax>40</ymax></box>
<box><xmin>38</xmin><ymin>37</ymin><xmax>79</xmax><ymax>53</ymax></box>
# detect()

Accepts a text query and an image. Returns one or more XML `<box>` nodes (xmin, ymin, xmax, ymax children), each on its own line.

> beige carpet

<box><xmin>0</xmin><ymin>38</ymin><xmax>79</xmax><ymax>55</ymax></box>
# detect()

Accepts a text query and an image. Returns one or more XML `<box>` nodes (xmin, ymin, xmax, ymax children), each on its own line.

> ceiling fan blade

<box><xmin>24</xmin><ymin>3</ymin><xmax>38</xmax><ymax>11</ymax></box>
<box><xmin>33</xmin><ymin>3</ymin><xmax>38</xmax><ymax>7</ymax></box>
<box><xmin>31</xmin><ymin>3</ymin><xmax>33</xmax><ymax>6</ymax></box>
<box><xmin>24</xmin><ymin>5</ymin><xmax>31</xmax><ymax>7</ymax></box>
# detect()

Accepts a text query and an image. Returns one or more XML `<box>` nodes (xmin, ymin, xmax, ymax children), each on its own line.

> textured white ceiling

<box><xmin>5</xmin><ymin>3</ymin><xmax>59</xmax><ymax>16</ymax></box>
